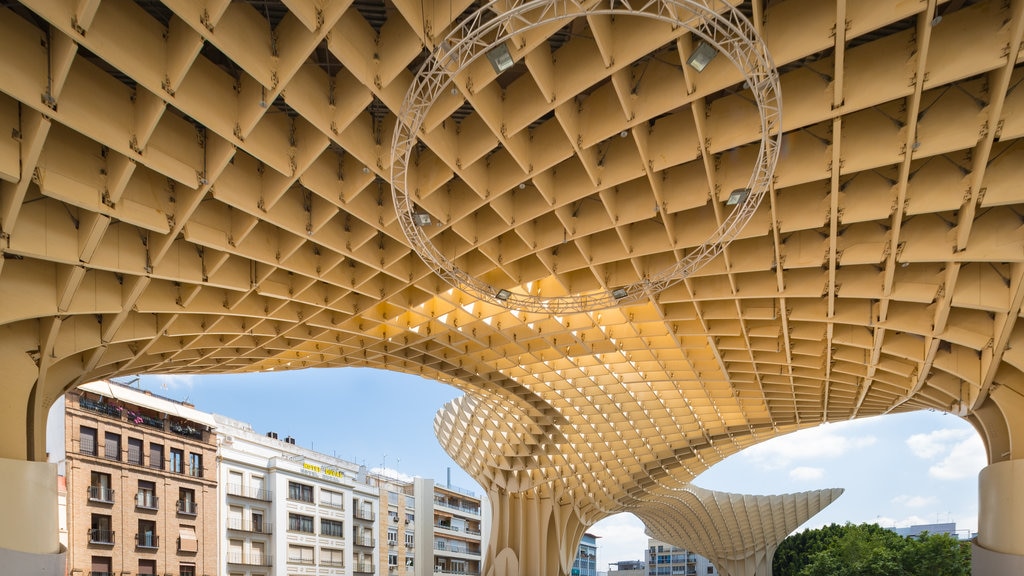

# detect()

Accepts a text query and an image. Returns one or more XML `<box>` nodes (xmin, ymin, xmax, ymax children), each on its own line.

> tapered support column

<box><xmin>973</xmin><ymin>460</ymin><xmax>1024</xmax><ymax>574</ymax></box>
<box><xmin>483</xmin><ymin>485</ymin><xmax>588</xmax><ymax>576</ymax></box>
<box><xmin>0</xmin><ymin>326</ymin><xmax>66</xmax><ymax>573</ymax></box>
<box><xmin>0</xmin><ymin>458</ymin><xmax>65</xmax><ymax>574</ymax></box>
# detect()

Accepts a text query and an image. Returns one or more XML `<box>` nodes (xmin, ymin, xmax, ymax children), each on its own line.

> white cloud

<box><xmin>891</xmin><ymin>494</ymin><xmax>937</xmax><ymax>508</ymax></box>
<box><xmin>369</xmin><ymin>467</ymin><xmax>415</xmax><ymax>482</ymax></box>
<box><xmin>906</xmin><ymin>428</ymin><xmax>973</xmax><ymax>459</ymax></box>
<box><xmin>789</xmin><ymin>467</ymin><xmax>825</xmax><ymax>481</ymax></box>
<box><xmin>742</xmin><ymin>424</ymin><xmax>877</xmax><ymax>469</ymax></box>
<box><xmin>151</xmin><ymin>374</ymin><xmax>197</xmax><ymax>391</ymax></box>
<box><xmin>929</xmin><ymin>435</ymin><xmax>986</xmax><ymax>480</ymax></box>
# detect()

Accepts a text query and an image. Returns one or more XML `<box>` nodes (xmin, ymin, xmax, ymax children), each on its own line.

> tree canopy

<box><xmin>773</xmin><ymin>523</ymin><xmax>971</xmax><ymax>576</ymax></box>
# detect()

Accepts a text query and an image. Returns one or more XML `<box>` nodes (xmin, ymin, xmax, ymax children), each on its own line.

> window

<box><xmin>178</xmin><ymin>488</ymin><xmax>196</xmax><ymax>515</ymax></box>
<box><xmin>189</xmin><ymin>452</ymin><xmax>203</xmax><ymax>477</ymax></box>
<box><xmin>89</xmin><ymin>471</ymin><xmax>114</xmax><ymax>503</ymax></box>
<box><xmin>388</xmin><ymin>491</ymin><xmax>399</xmax><ymax>505</ymax></box>
<box><xmin>288</xmin><ymin>481</ymin><xmax>313</xmax><ymax>502</ymax></box>
<box><xmin>321</xmin><ymin>518</ymin><xmax>344</xmax><ymax>538</ymax></box>
<box><xmin>149</xmin><ymin>442</ymin><xmax>163</xmax><ymax>469</ymax></box>
<box><xmin>170</xmin><ymin>448</ymin><xmax>184</xmax><ymax>473</ymax></box>
<box><xmin>405</xmin><ymin>531</ymin><xmax>415</xmax><ymax>546</ymax></box>
<box><xmin>320</xmin><ymin>489</ymin><xmax>344</xmax><ymax>508</ymax></box>
<box><xmin>322</xmin><ymin>548</ymin><xmax>344</xmax><ymax>567</ymax></box>
<box><xmin>137</xmin><ymin>519</ymin><xmax>157</xmax><ymax>548</ymax></box>
<box><xmin>127</xmin><ymin>437</ymin><xmax>143</xmax><ymax>465</ymax></box>
<box><xmin>137</xmin><ymin>480</ymin><xmax>158</xmax><ymax>509</ymax></box>
<box><xmin>707</xmin><ymin>568</ymin><xmax>714</xmax><ymax>575</ymax></box>
<box><xmin>90</xmin><ymin>514</ymin><xmax>114</xmax><ymax>544</ymax></box>
<box><xmin>103</xmin><ymin>432</ymin><xmax>120</xmax><ymax>460</ymax></box>
<box><xmin>227</xmin><ymin>506</ymin><xmax>243</xmax><ymax>530</ymax></box>
<box><xmin>91</xmin><ymin>556</ymin><xmax>112</xmax><ymax>576</ymax></box>
<box><xmin>388</xmin><ymin>553</ymin><xmax>398</xmax><ymax>567</ymax></box>
<box><xmin>287</xmin><ymin>545</ymin><xmax>314</xmax><ymax>565</ymax></box>
<box><xmin>251</xmin><ymin>541</ymin><xmax>265</xmax><ymax>564</ymax></box>
<box><xmin>137</xmin><ymin>559</ymin><xmax>156</xmax><ymax>575</ymax></box>
<box><xmin>251</xmin><ymin>511</ymin><xmax>265</xmax><ymax>533</ymax></box>
<box><xmin>387</xmin><ymin>529</ymin><xmax>398</xmax><ymax>544</ymax></box>
<box><xmin>80</xmin><ymin>426</ymin><xmax>97</xmax><ymax>455</ymax></box>
<box><xmin>179</xmin><ymin>563</ymin><xmax>196</xmax><ymax>576</ymax></box>
<box><xmin>178</xmin><ymin>525</ymin><xmax>198</xmax><ymax>553</ymax></box>
<box><xmin>288</xmin><ymin>513</ymin><xmax>314</xmax><ymax>533</ymax></box>
<box><xmin>228</xmin><ymin>539</ymin><xmax>243</xmax><ymax>564</ymax></box>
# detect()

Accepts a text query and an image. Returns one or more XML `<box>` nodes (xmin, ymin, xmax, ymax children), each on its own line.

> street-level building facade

<box><xmin>414</xmin><ymin>478</ymin><xmax>484</xmax><ymax>576</ymax></box>
<box><xmin>63</xmin><ymin>381</ymin><xmax>218</xmax><ymax>576</ymax></box>
<box><xmin>214</xmin><ymin>414</ymin><xmax>379</xmax><ymax>576</ymax></box>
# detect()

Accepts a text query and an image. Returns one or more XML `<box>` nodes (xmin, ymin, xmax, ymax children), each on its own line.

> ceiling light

<box><xmin>413</xmin><ymin>213</ymin><xmax>432</xmax><ymax>226</ymax></box>
<box><xmin>619</xmin><ymin>130</ymin><xmax>629</xmax><ymax>138</ymax></box>
<box><xmin>612</xmin><ymin>288</ymin><xmax>628</xmax><ymax>300</ymax></box>
<box><xmin>726</xmin><ymin>188</ymin><xmax>750</xmax><ymax>206</ymax></box>
<box><xmin>486</xmin><ymin>43</ymin><xmax>514</xmax><ymax>74</ymax></box>
<box><xmin>686</xmin><ymin>41</ymin><xmax>718</xmax><ymax>72</ymax></box>
<box><xmin>495</xmin><ymin>289</ymin><xmax>512</xmax><ymax>301</ymax></box>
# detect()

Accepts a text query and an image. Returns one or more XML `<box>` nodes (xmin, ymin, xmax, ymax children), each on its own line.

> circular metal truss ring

<box><xmin>392</xmin><ymin>0</ymin><xmax>781</xmax><ymax>314</ymax></box>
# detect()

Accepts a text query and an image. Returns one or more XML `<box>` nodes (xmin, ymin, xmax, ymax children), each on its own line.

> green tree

<box><xmin>773</xmin><ymin>523</ymin><xmax>970</xmax><ymax>576</ymax></box>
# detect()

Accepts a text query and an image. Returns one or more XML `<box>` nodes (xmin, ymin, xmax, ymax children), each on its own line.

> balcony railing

<box><xmin>170</xmin><ymin>422</ymin><xmax>204</xmax><ymax>439</ymax></box>
<box><xmin>79</xmin><ymin>397</ymin><xmax>120</xmax><ymax>418</ymax></box>
<box><xmin>353</xmin><ymin>536</ymin><xmax>375</xmax><ymax>547</ymax></box>
<box><xmin>177</xmin><ymin>499</ymin><xmax>198</xmax><ymax>515</ymax></box>
<box><xmin>88</xmin><ymin>485</ymin><xmax>115</xmax><ymax>503</ymax></box>
<box><xmin>227</xmin><ymin>553</ymin><xmax>273</xmax><ymax>567</ymax></box>
<box><xmin>226</xmin><ymin>483</ymin><xmax>273</xmax><ymax>501</ymax></box>
<box><xmin>226</xmin><ymin>517</ymin><xmax>272</xmax><ymax>534</ymax></box>
<box><xmin>136</xmin><ymin>492</ymin><xmax>159</xmax><ymax>510</ymax></box>
<box><xmin>322</xmin><ymin>560</ymin><xmax>345</xmax><ymax>568</ymax></box>
<box><xmin>354</xmin><ymin>509</ymin><xmax>375</xmax><ymax>521</ymax></box>
<box><xmin>353</xmin><ymin>562</ymin><xmax>375</xmax><ymax>573</ymax></box>
<box><xmin>88</xmin><ymin>528</ymin><xmax>115</xmax><ymax>545</ymax></box>
<box><xmin>135</xmin><ymin>533</ymin><xmax>159</xmax><ymax>548</ymax></box>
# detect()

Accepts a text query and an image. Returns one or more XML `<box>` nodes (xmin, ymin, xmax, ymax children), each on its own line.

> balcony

<box><xmin>136</xmin><ymin>492</ymin><xmax>159</xmax><ymax>510</ymax></box>
<box><xmin>227</xmin><ymin>553</ymin><xmax>273</xmax><ymax>567</ymax></box>
<box><xmin>226</xmin><ymin>517</ymin><xmax>272</xmax><ymax>534</ymax></box>
<box><xmin>322</xmin><ymin>560</ymin><xmax>345</xmax><ymax>568</ymax></box>
<box><xmin>170</xmin><ymin>422</ymin><xmax>204</xmax><ymax>440</ymax></box>
<box><xmin>177</xmin><ymin>499</ymin><xmax>197</xmax><ymax>515</ymax></box>
<box><xmin>353</xmin><ymin>562</ymin><xmax>375</xmax><ymax>574</ymax></box>
<box><xmin>135</xmin><ymin>533</ymin><xmax>159</xmax><ymax>549</ymax></box>
<box><xmin>353</xmin><ymin>536</ymin><xmax>375</xmax><ymax>548</ymax></box>
<box><xmin>226</xmin><ymin>483</ymin><xmax>273</xmax><ymax>501</ymax></box>
<box><xmin>353</xmin><ymin>508</ymin><xmax>375</xmax><ymax>521</ymax></box>
<box><xmin>88</xmin><ymin>485</ymin><xmax>114</xmax><ymax>504</ymax></box>
<box><xmin>88</xmin><ymin>528</ymin><xmax>115</xmax><ymax>545</ymax></box>
<box><xmin>79</xmin><ymin>397</ymin><xmax>120</xmax><ymax>418</ymax></box>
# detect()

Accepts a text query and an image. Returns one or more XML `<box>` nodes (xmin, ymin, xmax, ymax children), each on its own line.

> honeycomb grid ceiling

<box><xmin>1</xmin><ymin>0</ymin><xmax>1023</xmax><ymax>541</ymax></box>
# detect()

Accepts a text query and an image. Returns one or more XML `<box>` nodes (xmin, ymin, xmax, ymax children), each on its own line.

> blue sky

<box><xmin>67</xmin><ymin>368</ymin><xmax>984</xmax><ymax>570</ymax></box>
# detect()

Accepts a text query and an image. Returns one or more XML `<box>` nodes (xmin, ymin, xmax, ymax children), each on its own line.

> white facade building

<box><xmin>216</xmin><ymin>415</ymin><xmax>380</xmax><ymax>576</ymax></box>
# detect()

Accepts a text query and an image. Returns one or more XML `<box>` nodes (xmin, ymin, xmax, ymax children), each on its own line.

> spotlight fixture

<box><xmin>495</xmin><ymin>289</ymin><xmax>512</xmax><ymax>301</ymax></box>
<box><xmin>686</xmin><ymin>41</ymin><xmax>718</xmax><ymax>72</ymax></box>
<box><xmin>612</xmin><ymin>288</ymin><xmax>628</xmax><ymax>300</ymax></box>
<box><xmin>413</xmin><ymin>213</ymin><xmax>432</xmax><ymax>226</ymax></box>
<box><xmin>486</xmin><ymin>43</ymin><xmax>514</xmax><ymax>74</ymax></box>
<box><xmin>726</xmin><ymin>188</ymin><xmax>750</xmax><ymax>206</ymax></box>
<box><xmin>619</xmin><ymin>130</ymin><xmax>629</xmax><ymax>138</ymax></box>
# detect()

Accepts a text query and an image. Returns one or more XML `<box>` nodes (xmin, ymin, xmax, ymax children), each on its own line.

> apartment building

<box><xmin>215</xmin><ymin>414</ymin><xmax>379</xmax><ymax>576</ymax></box>
<box><xmin>647</xmin><ymin>539</ymin><xmax>718</xmax><ymax>576</ymax></box>
<box><xmin>573</xmin><ymin>533</ymin><xmax>598</xmax><ymax>576</ymax></box>
<box><xmin>415</xmin><ymin>478</ymin><xmax>484</xmax><ymax>576</ymax></box>
<box><xmin>64</xmin><ymin>381</ymin><xmax>218</xmax><ymax>576</ymax></box>
<box><xmin>365</xmin><ymin>473</ymin><xmax>418</xmax><ymax>576</ymax></box>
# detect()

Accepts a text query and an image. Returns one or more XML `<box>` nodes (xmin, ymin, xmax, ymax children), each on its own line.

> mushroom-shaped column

<box><xmin>638</xmin><ymin>486</ymin><xmax>845</xmax><ymax>576</ymax></box>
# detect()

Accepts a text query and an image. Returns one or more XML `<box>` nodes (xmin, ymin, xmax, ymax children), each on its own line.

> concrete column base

<box><xmin>0</xmin><ymin>545</ymin><xmax>66</xmax><ymax>575</ymax></box>
<box><xmin>974</xmin><ymin>460</ymin><xmax>1024</xmax><ymax>575</ymax></box>
<box><xmin>0</xmin><ymin>458</ymin><xmax>60</xmax><ymax>555</ymax></box>
<box><xmin>973</xmin><ymin>540</ymin><xmax>1024</xmax><ymax>575</ymax></box>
